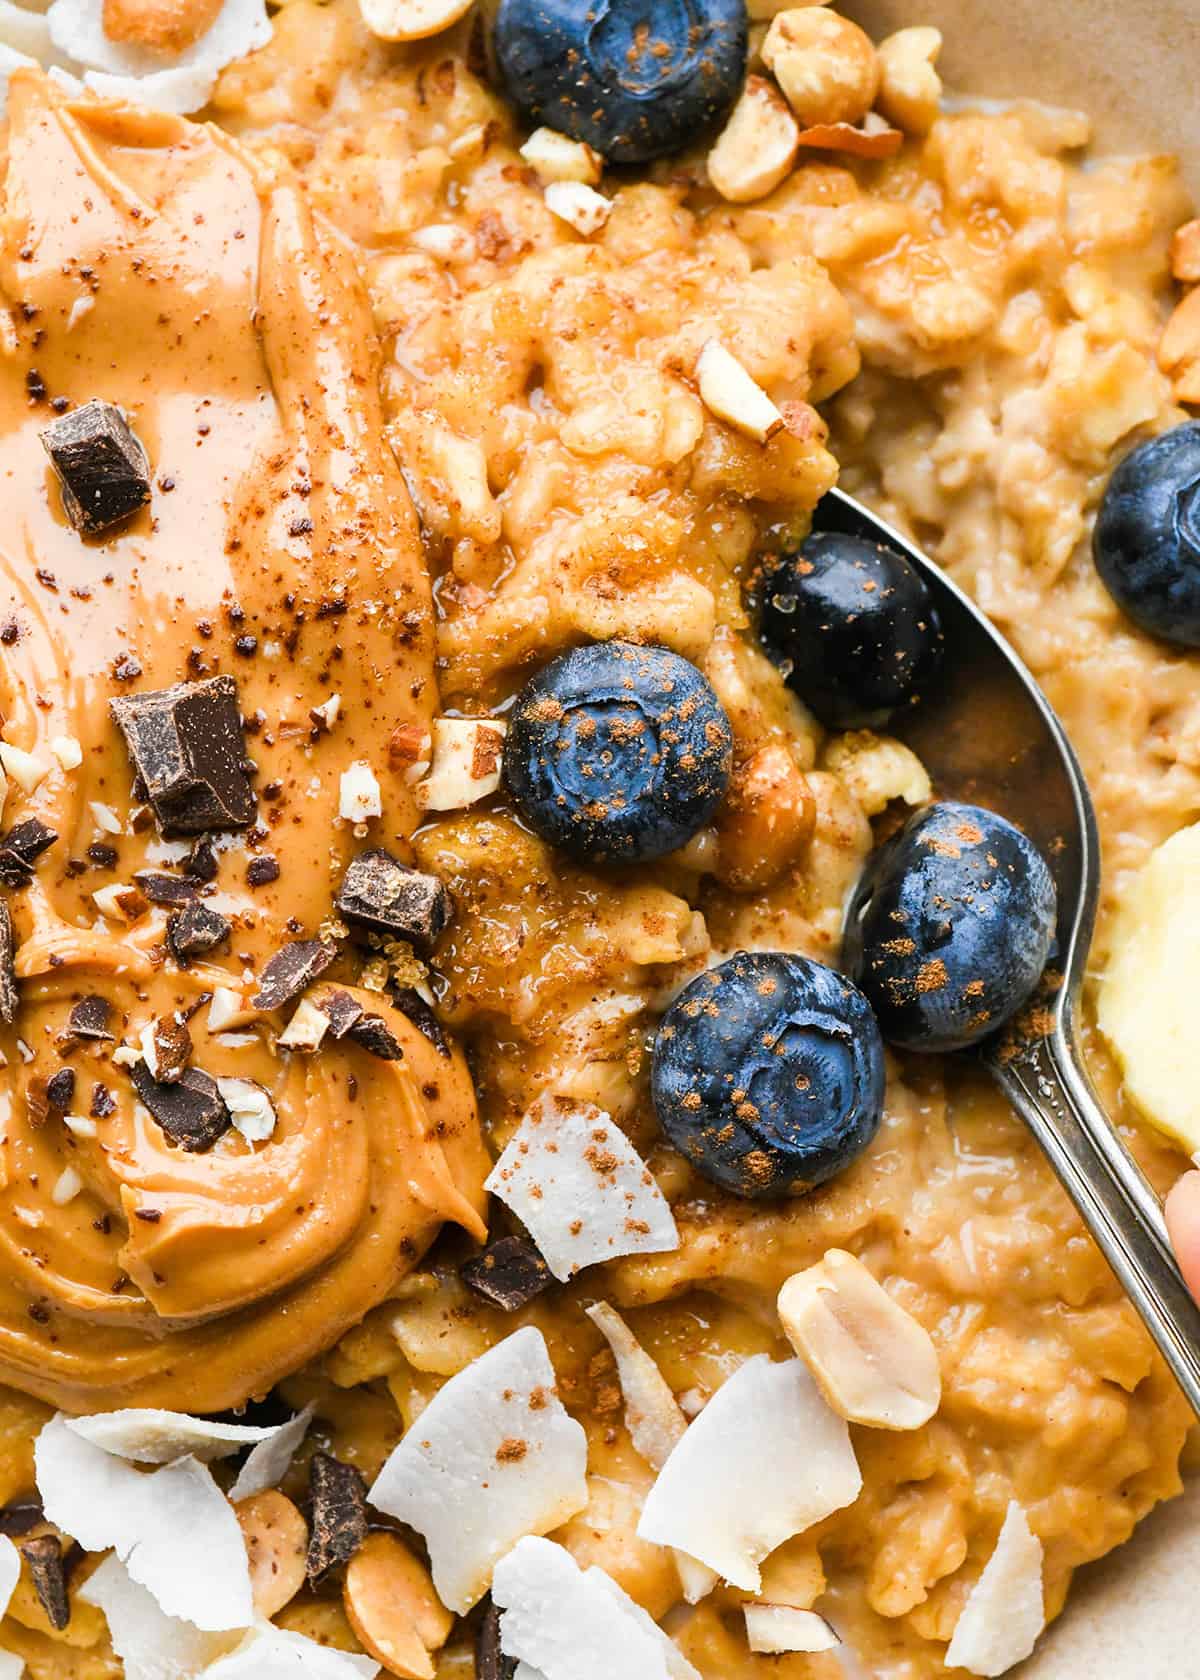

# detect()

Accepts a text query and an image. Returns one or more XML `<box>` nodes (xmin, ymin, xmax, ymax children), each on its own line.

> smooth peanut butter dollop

<box><xmin>0</xmin><ymin>71</ymin><xmax>488</xmax><ymax>1414</ymax></box>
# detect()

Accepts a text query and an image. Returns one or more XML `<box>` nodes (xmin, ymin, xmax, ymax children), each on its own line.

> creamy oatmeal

<box><xmin>0</xmin><ymin>3</ymin><xmax>1195</xmax><ymax>1679</ymax></box>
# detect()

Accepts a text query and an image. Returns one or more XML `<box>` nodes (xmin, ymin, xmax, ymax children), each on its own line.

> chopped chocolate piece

<box><xmin>184</xmin><ymin>835</ymin><xmax>219</xmax><ymax>882</ymax></box>
<box><xmin>109</xmin><ymin>675</ymin><xmax>256</xmax><ymax>837</ymax></box>
<box><xmin>306</xmin><ymin>1452</ymin><xmax>368</xmax><ymax>1585</ymax></box>
<box><xmin>86</xmin><ymin>842</ymin><xmax>118</xmax><ymax>870</ymax></box>
<box><xmin>128</xmin><ymin>1060</ymin><xmax>230</xmax><ymax>1152</ymax></box>
<box><xmin>476</xmin><ymin>1600</ymin><xmax>516</xmax><ymax>1680</ymax></box>
<box><xmin>0</xmin><ymin>903</ymin><xmax>16</xmax><ymax>1027</ymax></box>
<box><xmin>387</xmin><ymin>986</ymin><xmax>451</xmax><ymax>1059</ymax></box>
<box><xmin>246</xmin><ymin>854</ymin><xmax>280</xmax><ymax>888</ymax></box>
<box><xmin>461</xmin><ymin>1235</ymin><xmax>554</xmax><ymax>1313</ymax></box>
<box><xmin>90</xmin><ymin>1082</ymin><xmax>115</xmax><ymax>1118</ymax></box>
<box><xmin>45</xmin><ymin>1068</ymin><xmax>75</xmax><ymax>1111</ymax></box>
<box><xmin>25</xmin><ymin>1079</ymin><xmax>50</xmax><ymax>1128</ymax></box>
<box><xmin>21</xmin><ymin>1534</ymin><xmax>69</xmax><ymax>1631</ymax></box>
<box><xmin>133</xmin><ymin>870</ymin><xmax>198</xmax><ymax>907</ymax></box>
<box><xmin>67</xmin><ymin>994</ymin><xmax>112</xmax><ymax>1041</ymax></box>
<box><xmin>40</xmin><ymin>399</ymin><xmax>151</xmax><ymax>536</ymax></box>
<box><xmin>149</xmin><ymin>1015</ymin><xmax>192</xmax><ymax>1084</ymax></box>
<box><xmin>166</xmin><ymin>900</ymin><xmax>230</xmax><ymax>964</ymax></box>
<box><xmin>334</xmin><ymin>849</ymin><xmax>452</xmax><ymax>952</ymax></box>
<box><xmin>316</xmin><ymin>989</ymin><xmax>364</xmax><ymax>1040</ymax></box>
<box><xmin>253</xmin><ymin>939</ymin><xmax>336</xmax><ymax>1012</ymax></box>
<box><xmin>346</xmin><ymin>1014</ymin><xmax>404</xmax><ymax>1061</ymax></box>
<box><xmin>0</xmin><ymin>818</ymin><xmax>57</xmax><ymax>886</ymax></box>
<box><xmin>0</xmin><ymin>1499</ymin><xmax>43</xmax><ymax>1538</ymax></box>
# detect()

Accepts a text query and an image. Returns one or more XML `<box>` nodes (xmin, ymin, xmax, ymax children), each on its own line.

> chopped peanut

<box><xmin>762</xmin><ymin>9</ymin><xmax>880</xmax><ymax>131</ymax></box>
<box><xmin>715</xmin><ymin>742</ymin><xmax>815</xmax><ymax>889</ymax></box>
<box><xmin>1170</xmin><ymin>220</ymin><xmax>1200</xmax><ymax>283</ymax></box>
<box><xmin>102</xmin><ymin>0</ymin><xmax>222</xmax><ymax>52</ymax></box>
<box><xmin>1159</xmin><ymin>287</ymin><xmax>1200</xmax><ymax>405</ymax></box>
<box><xmin>343</xmin><ymin>1531</ymin><xmax>453</xmax><ymax>1680</ymax></box>
<box><xmin>520</xmin><ymin>128</ymin><xmax>604</xmax><ymax>186</ymax></box>
<box><xmin>876</xmin><ymin>27</ymin><xmax>944</xmax><ymax>135</ymax></box>
<box><xmin>358</xmin><ymin>0</ymin><xmax>475</xmax><ymax>42</ymax></box>
<box><xmin>236</xmin><ymin>1490</ymin><xmax>309</xmax><ymax>1620</ymax></box>
<box><xmin>696</xmin><ymin>341</ymin><xmax>785</xmax><ymax>443</ymax></box>
<box><xmin>708</xmin><ymin>76</ymin><xmax>801</xmax><ymax>204</ymax></box>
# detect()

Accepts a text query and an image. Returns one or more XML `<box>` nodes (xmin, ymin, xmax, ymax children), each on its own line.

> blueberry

<box><xmin>651</xmin><ymin>952</ymin><xmax>885</xmax><ymax>1199</ymax></box>
<box><xmin>844</xmin><ymin>801</ymin><xmax>1057</xmax><ymax>1054</ymax></box>
<box><xmin>494</xmin><ymin>0</ymin><xmax>747</xmax><ymax>165</ymax></box>
<box><xmin>503</xmin><ymin>641</ymin><xmax>732</xmax><ymax>864</ymax></box>
<box><xmin>1093</xmin><ymin>421</ymin><xmax>1200</xmax><ymax>648</ymax></box>
<box><xmin>758</xmin><ymin>531</ymin><xmax>945</xmax><ymax>731</ymax></box>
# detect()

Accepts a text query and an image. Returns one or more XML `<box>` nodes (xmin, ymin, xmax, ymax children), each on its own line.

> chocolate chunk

<box><xmin>86</xmin><ymin>842</ymin><xmax>118</xmax><ymax>870</ymax></box>
<box><xmin>334</xmin><ymin>850</ymin><xmax>452</xmax><ymax>952</ymax></box>
<box><xmin>90</xmin><ymin>1082</ymin><xmax>115</xmax><ymax>1118</ymax></box>
<box><xmin>306</xmin><ymin>1452</ymin><xmax>367</xmax><ymax>1584</ymax></box>
<box><xmin>387</xmin><ymin>986</ymin><xmax>451</xmax><ymax>1059</ymax></box>
<box><xmin>0</xmin><ymin>1499</ymin><xmax>43</xmax><ymax>1538</ymax></box>
<box><xmin>128</xmin><ymin>1060</ymin><xmax>230</xmax><ymax>1152</ymax></box>
<box><xmin>21</xmin><ymin>1534</ymin><xmax>69</xmax><ymax>1631</ymax></box>
<box><xmin>461</xmin><ymin>1236</ymin><xmax>554</xmax><ymax>1313</ymax></box>
<box><xmin>109</xmin><ymin>676</ymin><xmax>256</xmax><ymax>837</ymax></box>
<box><xmin>167</xmin><ymin>900</ymin><xmax>230</xmax><ymax>963</ymax></box>
<box><xmin>253</xmin><ymin>939</ymin><xmax>336</xmax><ymax>1011</ymax></box>
<box><xmin>26</xmin><ymin>1079</ymin><xmax>51</xmax><ymax>1128</ymax></box>
<box><xmin>316</xmin><ymin>989</ymin><xmax>364</xmax><ymax>1039</ymax></box>
<box><xmin>45</xmin><ymin>1068</ymin><xmax>75</xmax><ymax>1111</ymax></box>
<box><xmin>149</xmin><ymin>1015</ymin><xmax>192</xmax><ymax>1084</ymax></box>
<box><xmin>67</xmin><ymin>994</ymin><xmax>112</xmax><ymax>1041</ymax></box>
<box><xmin>0</xmin><ymin>902</ymin><xmax>16</xmax><ymax>1027</ymax></box>
<box><xmin>0</xmin><ymin>818</ymin><xmax>57</xmax><ymax>886</ymax></box>
<box><xmin>476</xmin><ymin>1600</ymin><xmax>516</xmax><ymax>1680</ymax></box>
<box><xmin>184</xmin><ymin>835</ymin><xmax>219</xmax><ymax>882</ymax></box>
<box><xmin>346</xmin><ymin>1013</ymin><xmax>404</xmax><ymax>1061</ymax></box>
<box><xmin>133</xmin><ymin>870</ymin><xmax>198</xmax><ymax>907</ymax></box>
<box><xmin>40</xmin><ymin>399</ymin><xmax>151</xmax><ymax>536</ymax></box>
<box><xmin>246</xmin><ymin>854</ymin><xmax>280</xmax><ymax>888</ymax></box>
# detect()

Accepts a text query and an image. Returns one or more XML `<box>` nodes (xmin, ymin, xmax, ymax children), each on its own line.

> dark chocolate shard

<box><xmin>109</xmin><ymin>676</ymin><xmax>256</xmax><ymax>837</ymax></box>
<box><xmin>253</xmin><ymin>940</ymin><xmax>336</xmax><ymax>1012</ymax></box>
<box><xmin>21</xmin><ymin>1534</ymin><xmax>69</xmax><ymax>1631</ymax></box>
<box><xmin>387</xmin><ymin>985</ymin><xmax>451</xmax><ymax>1059</ymax></box>
<box><xmin>133</xmin><ymin>870</ymin><xmax>198</xmax><ymax>907</ymax></box>
<box><xmin>45</xmin><ymin>1068</ymin><xmax>75</xmax><ymax>1112</ymax></box>
<box><xmin>476</xmin><ymin>1600</ymin><xmax>516</xmax><ymax>1680</ymax></box>
<box><xmin>183</xmin><ymin>836</ymin><xmax>219</xmax><ymax>882</ymax></box>
<box><xmin>246</xmin><ymin>854</ymin><xmax>280</xmax><ymax>888</ymax></box>
<box><xmin>0</xmin><ymin>902</ymin><xmax>16</xmax><ymax>1027</ymax></box>
<box><xmin>166</xmin><ymin>900</ymin><xmax>230</xmax><ymax>964</ymax></box>
<box><xmin>334</xmin><ymin>849</ymin><xmax>452</xmax><ymax>952</ymax></box>
<box><xmin>0</xmin><ymin>1498</ymin><xmax>43</xmax><ymax>1538</ymax></box>
<box><xmin>90</xmin><ymin>1082</ymin><xmax>115</xmax><ymax>1118</ymax></box>
<box><xmin>306</xmin><ymin>1452</ymin><xmax>368</xmax><ymax>1585</ymax></box>
<box><xmin>461</xmin><ymin>1236</ymin><xmax>554</xmax><ymax>1313</ymax></box>
<box><xmin>316</xmin><ymin>989</ymin><xmax>364</xmax><ymax>1040</ymax></box>
<box><xmin>128</xmin><ymin>1060</ymin><xmax>230</xmax><ymax>1152</ymax></box>
<box><xmin>149</xmin><ymin>1015</ymin><xmax>192</xmax><ymax>1084</ymax></box>
<box><xmin>0</xmin><ymin>818</ymin><xmax>57</xmax><ymax>887</ymax></box>
<box><xmin>40</xmin><ymin>399</ymin><xmax>151</xmax><ymax>536</ymax></box>
<box><xmin>67</xmin><ymin>994</ymin><xmax>113</xmax><ymax>1041</ymax></box>
<box><xmin>345</xmin><ymin>1014</ymin><xmax>404</xmax><ymax>1061</ymax></box>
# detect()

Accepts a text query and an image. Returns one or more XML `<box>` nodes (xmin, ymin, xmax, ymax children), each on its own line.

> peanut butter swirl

<box><xmin>0</xmin><ymin>72</ymin><xmax>488</xmax><ymax>1414</ymax></box>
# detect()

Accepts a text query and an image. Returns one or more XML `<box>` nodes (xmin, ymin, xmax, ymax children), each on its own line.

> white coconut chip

<box><xmin>228</xmin><ymin>1404</ymin><xmax>314</xmax><ymax>1502</ymax></box>
<box><xmin>36</xmin><ymin>1414</ymin><xmax>253</xmax><ymax>1630</ymax></box>
<box><xmin>944</xmin><ymin>1502</ymin><xmax>1045</xmax><ymax>1677</ymax></box>
<box><xmin>584</xmin><ymin>1302</ymin><xmax>686</xmax><ymax>1471</ymax></box>
<box><xmin>80</xmin><ymin>1554</ymin><xmax>237</xmax><ymax>1680</ymax></box>
<box><xmin>46</xmin><ymin>0</ymin><xmax>270</xmax><ymax>113</ymax></box>
<box><xmin>0</xmin><ymin>1533</ymin><xmax>19</xmax><ymax>1617</ymax></box>
<box><xmin>744</xmin><ymin>1606</ymin><xmax>840</xmax><ymax>1654</ymax></box>
<box><xmin>66</xmin><ymin>1406</ymin><xmax>297</xmax><ymax>1466</ymax></box>
<box><xmin>0</xmin><ymin>2</ymin><xmax>54</xmax><ymax>58</ymax></box>
<box><xmin>493</xmin><ymin>1537</ymin><xmax>699</xmax><ymax>1680</ymax></box>
<box><xmin>199</xmin><ymin>1618</ymin><xmax>379</xmax><ymax>1680</ymax></box>
<box><xmin>0</xmin><ymin>1656</ymin><xmax>22</xmax><ymax>1680</ymax></box>
<box><xmin>485</xmin><ymin>1095</ymin><xmax>679</xmax><ymax>1282</ymax></box>
<box><xmin>368</xmin><ymin>1326</ymin><xmax>588</xmax><ymax>1615</ymax></box>
<box><xmin>636</xmin><ymin>1356</ymin><xmax>862</xmax><ymax>1592</ymax></box>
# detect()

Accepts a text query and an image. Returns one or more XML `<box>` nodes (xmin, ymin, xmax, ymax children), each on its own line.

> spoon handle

<box><xmin>990</xmin><ymin>1027</ymin><xmax>1200</xmax><ymax>1419</ymax></box>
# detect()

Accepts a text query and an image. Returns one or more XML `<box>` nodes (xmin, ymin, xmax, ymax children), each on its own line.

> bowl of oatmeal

<box><xmin>0</xmin><ymin>1</ymin><xmax>1196</xmax><ymax>1677</ymax></box>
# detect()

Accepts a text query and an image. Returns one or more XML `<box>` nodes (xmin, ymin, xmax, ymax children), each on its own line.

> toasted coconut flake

<box><xmin>67</xmin><ymin>1406</ymin><xmax>288</xmax><ymax>1465</ymax></box>
<box><xmin>744</xmin><ymin>1606</ymin><xmax>840</xmax><ymax>1654</ymax></box>
<box><xmin>637</xmin><ymin>1356</ymin><xmax>861</xmax><ymax>1591</ymax></box>
<box><xmin>794</xmin><ymin>117</ymin><xmax>904</xmax><ymax>158</ymax></box>
<box><xmin>46</xmin><ymin>0</ymin><xmax>270</xmax><ymax>112</ymax></box>
<box><xmin>229</xmin><ymin>1403</ymin><xmax>314</xmax><ymax>1501</ymax></box>
<box><xmin>493</xmin><ymin>1537</ymin><xmax>699</xmax><ymax>1680</ymax></box>
<box><xmin>368</xmin><ymin>1326</ymin><xmax>588</xmax><ymax>1614</ymax></box>
<box><xmin>36</xmin><ymin>1414</ymin><xmax>253</xmax><ymax>1629</ymax></box>
<box><xmin>485</xmin><ymin>1094</ymin><xmax>679</xmax><ymax>1282</ymax></box>
<box><xmin>79</xmin><ymin>1554</ymin><xmax>236</xmax><ymax>1680</ymax></box>
<box><xmin>944</xmin><ymin>1503</ymin><xmax>1045</xmax><ymax>1677</ymax></box>
<box><xmin>584</xmin><ymin>1302</ymin><xmax>685</xmax><ymax>1471</ymax></box>
<box><xmin>696</xmin><ymin>341</ymin><xmax>784</xmax><ymax>443</ymax></box>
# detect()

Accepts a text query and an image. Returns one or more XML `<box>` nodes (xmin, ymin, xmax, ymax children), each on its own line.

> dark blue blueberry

<box><xmin>844</xmin><ymin>801</ymin><xmax>1057</xmax><ymax>1054</ymax></box>
<box><xmin>651</xmin><ymin>952</ymin><xmax>885</xmax><ymax>1199</ymax></box>
<box><xmin>1093</xmin><ymin>421</ymin><xmax>1200</xmax><ymax>648</ymax></box>
<box><xmin>493</xmin><ymin>0</ymin><xmax>747</xmax><ymax>165</ymax></box>
<box><xmin>758</xmin><ymin>531</ymin><xmax>945</xmax><ymax>731</ymax></box>
<box><xmin>503</xmin><ymin>641</ymin><xmax>732</xmax><ymax>864</ymax></box>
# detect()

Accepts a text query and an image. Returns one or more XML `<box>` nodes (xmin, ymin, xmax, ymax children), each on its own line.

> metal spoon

<box><xmin>816</xmin><ymin>487</ymin><xmax>1200</xmax><ymax>1417</ymax></box>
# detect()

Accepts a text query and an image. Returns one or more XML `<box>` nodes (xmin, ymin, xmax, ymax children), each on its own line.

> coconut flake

<box><xmin>79</xmin><ymin>1554</ymin><xmax>236</xmax><ymax>1680</ymax></box>
<box><xmin>744</xmin><ymin>1606</ymin><xmax>840</xmax><ymax>1654</ymax></box>
<box><xmin>944</xmin><ymin>1503</ymin><xmax>1045</xmax><ymax>1677</ymax></box>
<box><xmin>215</xmin><ymin>1076</ymin><xmax>276</xmax><ymax>1144</ymax></box>
<box><xmin>493</xmin><ymin>1537</ymin><xmax>699</xmax><ymax>1680</ymax></box>
<box><xmin>636</xmin><ymin>1356</ymin><xmax>861</xmax><ymax>1592</ymax></box>
<box><xmin>0</xmin><ymin>1655</ymin><xmax>21</xmax><ymax>1680</ymax></box>
<box><xmin>46</xmin><ymin>0</ymin><xmax>270</xmax><ymax>113</ymax></box>
<box><xmin>584</xmin><ymin>1302</ymin><xmax>686</xmax><ymax>1472</ymax></box>
<box><xmin>228</xmin><ymin>1404</ymin><xmax>314</xmax><ymax>1502</ymax></box>
<box><xmin>202</xmin><ymin>1619</ymin><xmax>379</xmax><ymax>1680</ymax></box>
<box><xmin>67</xmin><ymin>1407</ymin><xmax>288</xmax><ymax>1465</ymax></box>
<box><xmin>368</xmin><ymin>1326</ymin><xmax>587</xmax><ymax>1614</ymax></box>
<box><xmin>485</xmin><ymin>1094</ymin><xmax>678</xmax><ymax>1282</ymax></box>
<box><xmin>36</xmin><ymin>1414</ymin><xmax>253</xmax><ymax>1630</ymax></box>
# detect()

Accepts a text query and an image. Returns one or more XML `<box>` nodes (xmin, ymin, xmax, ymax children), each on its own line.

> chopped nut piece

<box><xmin>50</xmin><ymin>1166</ymin><xmax>84</xmax><ymax>1207</ymax></box>
<box><xmin>49</xmin><ymin>735</ymin><xmax>83</xmax><ymax>771</ymax></box>
<box><xmin>102</xmin><ymin>0</ymin><xmax>224</xmax><ymax>53</ymax></box>
<box><xmin>744</xmin><ymin>1606</ymin><xmax>840</xmax><ymax>1654</ymax></box>
<box><xmin>236</xmin><ymin>1489</ymin><xmax>308</xmax><ymax>1620</ymax></box>
<box><xmin>277</xmin><ymin>996</ymin><xmax>330</xmax><ymax>1052</ymax></box>
<box><xmin>91</xmin><ymin>882</ymin><xmax>148</xmax><ymax>922</ymax></box>
<box><xmin>544</xmin><ymin>182</ymin><xmax>612</xmax><ymax>238</ymax></box>
<box><xmin>140</xmin><ymin>1014</ymin><xmax>193</xmax><ymax>1084</ymax></box>
<box><xmin>339</xmin><ymin>761</ymin><xmax>383</xmax><ymax>824</ymax></box>
<box><xmin>1171</xmin><ymin>219</ymin><xmax>1200</xmax><ymax>283</ymax></box>
<box><xmin>520</xmin><ymin>127</ymin><xmax>604</xmax><ymax>185</ymax></box>
<box><xmin>0</xmin><ymin>742</ymin><xmax>51</xmax><ymax>795</ymax></box>
<box><xmin>208</xmin><ymin>987</ymin><xmax>252</xmax><ymax>1033</ymax></box>
<box><xmin>309</xmin><ymin>693</ymin><xmax>342</xmax><ymax>731</ymax></box>
<box><xmin>417</xmin><ymin>718</ymin><xmax>506</xmax><ymax>812</ymax></box>
<box><xmin>777</xmin><ymin>1248</ymin><xmax>941</xmax><ymax>1430</ymax></box>
<box><xmin>876</xmin><ymin>27</ymin><xmax>944</xmax><ymax>134</ymax></box>
<box><xmin>358</xmin><ymin>0</ymin><xmax>475</xmax><ymax>42</ymax></box>
<box><xmin>216</xmin><ymin>1076</ymin><xmax>277</xmax><ymax>1144</ymax></box>
<box><xmin>1159</xmin><ymin>287</ymin><xmax>1200</xmax><ymax>405</ymax></box>
<box><xmin>708</xmin><ymin>76</ymin><xmax>800</xmax><ymax>203</ymax></box>
<box><xmin>307</xmin><ymin>1452</ymin><xmax>368</xmax><ymax>1585</ymax></box>
<box><xmin>821</xmin><ymin>730</ymin><xmax>932</xmax><ymax>817</ymax></box>
<box><xmin>696</xmin><ymin>341</ymin><xmax>785</xmax><ymax>443</ymax></box>
<box><xmin>344</xmin><ymin>1531</ymin><xmax>453</xmax><ymax>1680</ymax></box>
<box><xmin>715</xmin><ymin>742</ymin><xmax>815</xmax><ymax>890</ymax></box>
<box><xmin>762</xmin><ymin>7</ymin><xmax>880</xmax><ymax>129</ymax></box>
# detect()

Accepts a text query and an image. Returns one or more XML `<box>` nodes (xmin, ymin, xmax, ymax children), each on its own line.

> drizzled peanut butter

<box><xmin>0</xmin><ymin>70</ymin><xmax>487</xmax><ymax>1414</ymax></box>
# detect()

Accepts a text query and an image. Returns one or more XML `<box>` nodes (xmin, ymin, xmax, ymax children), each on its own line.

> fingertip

<box><xmin>1166</xmin><ymin>1169</ymin><xmax>1200</xmax><ymax>1300</ymax></box>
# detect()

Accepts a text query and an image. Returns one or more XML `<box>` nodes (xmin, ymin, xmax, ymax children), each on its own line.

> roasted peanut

<box><xmin>708</xmin><ymin>76</ymin><xmax>801</xmax><ymax>203</ymax></box>
<box><xmin>762</xmin><ymin>9</ymin><xmax>880</xmax><ymax>130</ymax></box>
<box><xmin>876</xmin><ymin>27</ymin><xmax>944</xmax><ymax>135</ymax></box>
<box><xmin>343</xmin><ymin>1531</ymin><xmax>453</xmax><ymax>1680</ymax></box>
<box><xmin>236</xmin><ymin>1489</ymin><xmax>309</xmax><ymax>1619</ymax></box>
